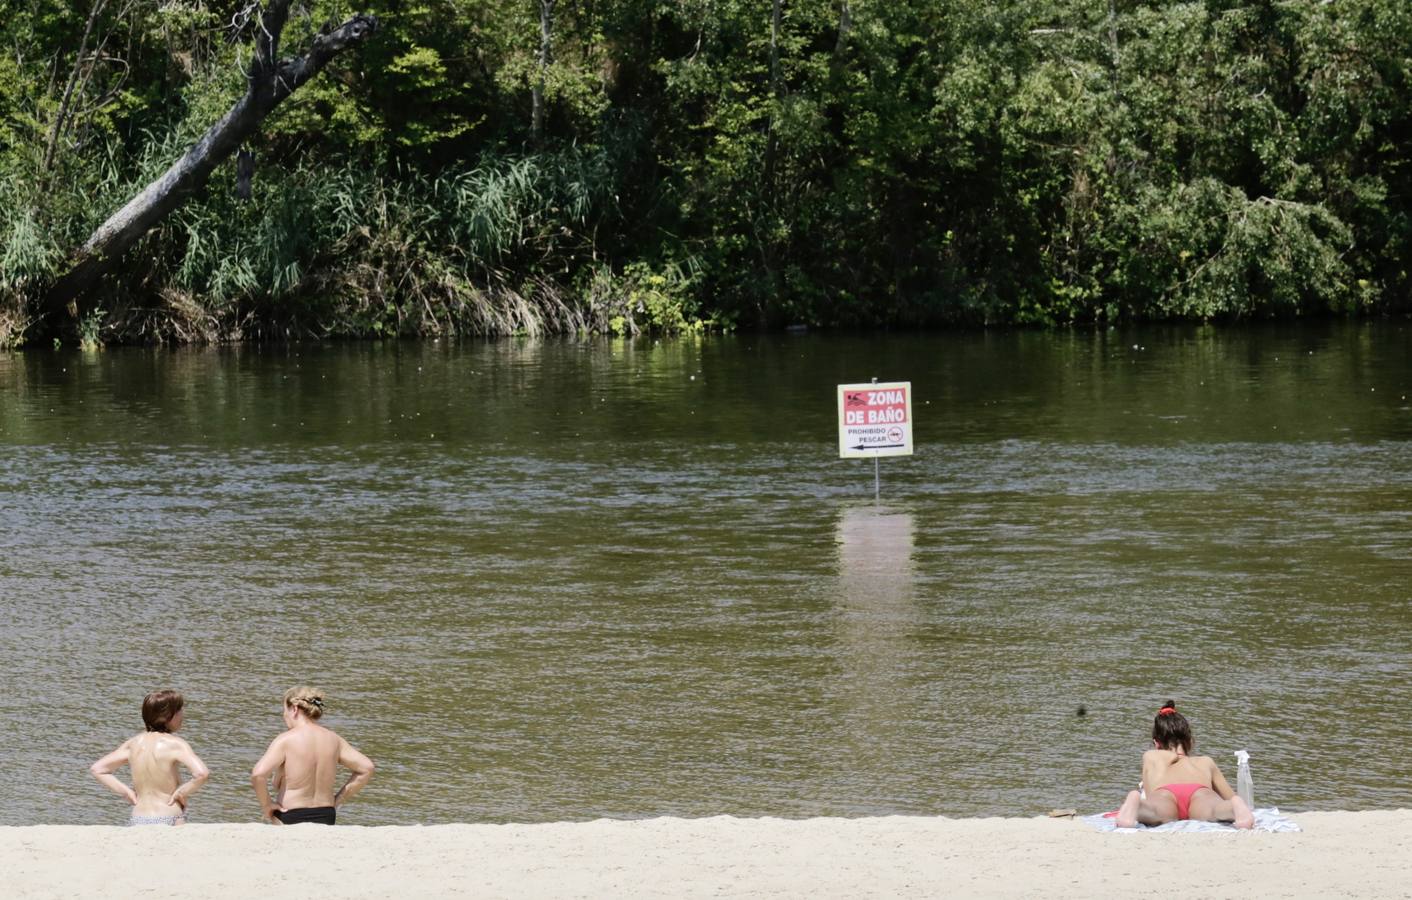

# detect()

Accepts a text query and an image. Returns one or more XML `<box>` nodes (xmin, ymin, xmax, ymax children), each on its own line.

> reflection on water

<box><xmin>836</xmin><ymin>506</ymin><xmax>917</xmax><ymax>732</ymax></box>
<box><xmin>835</xmin><ymin>507</ymin><xmax>922</xmax><ymax>808</ymax></box>
<box><xmin>0</xmin><ymin>321</ymin><xmax>1409</xmax><ymax>825</ymax></box>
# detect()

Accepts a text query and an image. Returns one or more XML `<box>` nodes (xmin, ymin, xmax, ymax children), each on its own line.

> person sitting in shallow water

<box><xmin>90</xmin><ymin>690</ymin><xmax>210</xmax><ymax>826</ymax></box>
<box><xmin>1115</xmin><ymin>700</ymin><xmax>1254</xmax><ymax>829</ymax></box>
<box><xmin>250</xmin><ymin>686</ymin><xmax>375</xmax><ymax>825</ymax></box>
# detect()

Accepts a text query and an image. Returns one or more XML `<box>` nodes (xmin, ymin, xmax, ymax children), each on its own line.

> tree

<box><xmin>42</xmin><ymin>0</ymin><xmax>377</xmax><ymax>327</ymax></box>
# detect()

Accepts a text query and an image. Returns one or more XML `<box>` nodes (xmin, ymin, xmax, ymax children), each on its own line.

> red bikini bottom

<box><xmin>1155</xmin><ymin>783</ymin><xmax>1207</xmax><ymax>820</ymax></box>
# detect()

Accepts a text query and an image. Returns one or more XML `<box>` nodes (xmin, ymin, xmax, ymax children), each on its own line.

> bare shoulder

<box><xmin>105</xmin><ymin>734</ymin><xmax>138</xmax><ymax>759</ymax></box>
<box><xmin>1138</xmin><ymin>749</ymin><xmax>1165</xmax><ymax>776</ymax></box>
<box><xmin>156</xmin><ymin>733</ymin><xmax>194</xmax><ymax>758</ymax></box>
<box><xmin>266</xmin><ymin>730</ymin><xmax>293</xmax><ymax>749</ymax></box>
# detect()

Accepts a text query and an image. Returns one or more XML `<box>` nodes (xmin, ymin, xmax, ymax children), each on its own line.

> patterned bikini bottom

<box><xmin>128</xmin><ymin>812</ymin><xmax>188</xmax><ymax>826</ymax></box>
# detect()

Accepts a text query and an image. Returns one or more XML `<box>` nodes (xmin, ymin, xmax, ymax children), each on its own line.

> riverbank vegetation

<box><xmin>2</xmin><ymin>0</ymin><xmax>1409</xmax><ymax>345</ymax></box>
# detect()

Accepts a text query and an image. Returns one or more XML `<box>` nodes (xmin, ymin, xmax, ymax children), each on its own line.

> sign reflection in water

<box><xmin>835</xmin><ymin>506</ymin><xmax>934</xmax><ymax>810</ymax></box>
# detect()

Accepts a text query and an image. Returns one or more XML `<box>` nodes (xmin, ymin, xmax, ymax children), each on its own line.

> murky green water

<box><xmin>1</xmin><ymin>323</ymin><xmax>1409</xmax><ymax>825</ymax></box>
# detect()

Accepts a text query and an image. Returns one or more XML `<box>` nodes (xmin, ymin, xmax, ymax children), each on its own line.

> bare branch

<box><xmin>44</xmin><ymin>0</ymin><xmax>110</xmax><ymax>171</ymax></box>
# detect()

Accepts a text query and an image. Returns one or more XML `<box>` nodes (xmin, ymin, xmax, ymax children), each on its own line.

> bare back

<box><xmin>126</xmin><ymin>732</ymin><xmax>190</xmax><ymax>816</ymax></box>
<box><xmin>1116</xmin><ymin>741</ymin><xmax>1253</xmax><ymax>829</ymax></box>
<box><xmin>272</xmin><ymin>723</ymin><xmax>346</xmax><ymax>808</ymax></box>
<box><xmin>251</xmin><ymin>703</ymin><xmax>375</xmax><ymax>822</ymax></box>
<box><xmin>1141</xmin><ymin>749</ymin><xmax>1235</xmax><ymax>799</ymax></box>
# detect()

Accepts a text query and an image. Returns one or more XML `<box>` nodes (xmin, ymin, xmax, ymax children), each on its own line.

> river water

<box><xmin>1</xmin><ymin>323</ymin><xmax>1409</xmax><ymax>825</ymax></box>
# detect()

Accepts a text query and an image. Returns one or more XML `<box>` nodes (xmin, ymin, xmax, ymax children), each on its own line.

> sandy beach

<box><xmin>3</xmin><ymin>811</ymin><xmax>1409</xmax><ymax>898</ymax></box>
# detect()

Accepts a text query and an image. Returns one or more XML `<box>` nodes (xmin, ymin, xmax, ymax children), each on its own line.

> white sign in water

<box><xmin>837</xmin><ymin>381</ymin><xmax>914</xmax><ymax>458</ymax></box>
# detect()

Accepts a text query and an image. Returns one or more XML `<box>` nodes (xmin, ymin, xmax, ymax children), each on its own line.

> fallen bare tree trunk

<box><xmin>43</xmin><ymin>1</ymin><xmax>378</xmax><ymax>328</ymax></box>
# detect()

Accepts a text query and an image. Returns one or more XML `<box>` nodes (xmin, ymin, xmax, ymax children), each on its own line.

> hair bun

<box><xmin>283</xmin><ymin>686</ymin><xmax>327</xmax><ymax>718</ymax></box>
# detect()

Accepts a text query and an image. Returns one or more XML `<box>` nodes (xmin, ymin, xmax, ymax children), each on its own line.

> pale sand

<box><xmin>4</xmin><ymin>812</ymin><xmax>1410</xmax><ymax>898</ymax></box>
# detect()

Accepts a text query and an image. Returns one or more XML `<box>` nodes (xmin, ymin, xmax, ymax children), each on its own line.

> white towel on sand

<box><xmin>1083</xmin><ymin>807</ymin><xmax>1301</xmax><ymax>833</ymax></box>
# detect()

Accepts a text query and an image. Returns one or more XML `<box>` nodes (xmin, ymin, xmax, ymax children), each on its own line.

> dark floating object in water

<box><xmin>1076</xmin><ymin>705</ymin><xmax>1087</xmax><ymax>717</ymax></box>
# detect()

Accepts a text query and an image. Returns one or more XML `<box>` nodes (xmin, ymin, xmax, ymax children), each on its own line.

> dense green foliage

<box><xmin>1</xmin><ymin>0</ymin><xmax>1409</xmax><ymax>344</ymax></box>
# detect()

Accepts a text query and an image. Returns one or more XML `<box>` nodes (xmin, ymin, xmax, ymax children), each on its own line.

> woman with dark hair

<box><xmin>90</xmin><ymin>690</ymin><xmax>210</xmax><ymax>825</ymax></box>
<box><xmin>1114</xmin><ymin>701</ymin><xmax>1254</xmax><ymax>829</ymax></box>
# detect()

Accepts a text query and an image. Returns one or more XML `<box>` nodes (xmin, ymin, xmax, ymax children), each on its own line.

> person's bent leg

<box><xmin>1188</xmin><ymin>790</ymin><xmax>1254</xmax><ymax>829</ymax></box>
<box><xmin>1115</xmin><ymin>790</ymin><xmax>1180</xmax><ymax>828</ymax></box>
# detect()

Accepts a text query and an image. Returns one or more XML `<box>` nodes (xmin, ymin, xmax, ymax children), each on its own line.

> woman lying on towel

<box><xmin>1115</xmin><ymin>701</ymin><xmax>1254</xmax><ymax>829</ymax></box>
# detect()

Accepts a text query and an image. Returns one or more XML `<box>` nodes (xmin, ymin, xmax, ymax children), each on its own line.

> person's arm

<box><xmin>90</xmin><ymin>741</ymin><xmax>137</xmax><ymax>806</ymax></box>
<box><xmin>167</xmin><ymin>739</ymin><xmax>211</xmax><ymax>810</ymax></box>
<box><xmin>250</xmin><ymin>737</ymin><xmax>287</xmax><ymax>823</ymax></box>
<box><xmin>1137</xmin><ymin>750</ymin><xmax>1157</xmax><ymax>792</ymax></box>
<box><xmin>1208</xmin><ymin>758</ymin><xmax>1236</xmax><ymax>800</ymax></box>
<box><xmin>332</xmin><ymin>738</ymin><xmax>375</xmax><ymax>808</ymax></box>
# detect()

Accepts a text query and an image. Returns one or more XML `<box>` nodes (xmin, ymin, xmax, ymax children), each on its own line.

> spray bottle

<box><xmin>1234</xmin><ymin>749</ymin><xmax>1254</xmax><ymax>809</ymax></box>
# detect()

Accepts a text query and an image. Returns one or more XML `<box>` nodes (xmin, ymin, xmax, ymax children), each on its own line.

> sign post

<box><xmin>838</xmin><ymin>379</ymin><xmax>914</xmax><ymax>499</ymax></box>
